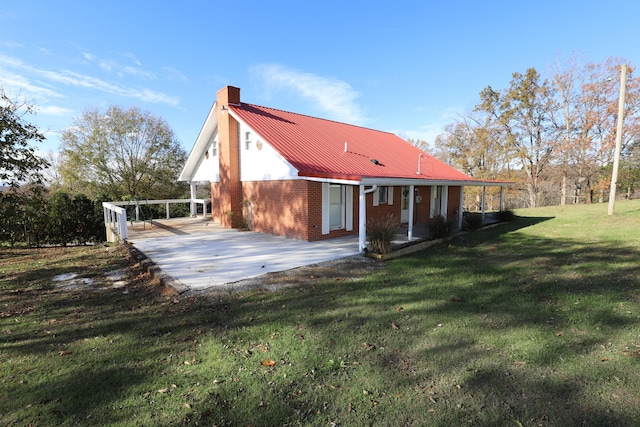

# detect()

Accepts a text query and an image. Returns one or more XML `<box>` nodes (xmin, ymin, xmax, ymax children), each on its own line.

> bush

<box><xmin>367</xmin><ymin>214</ymin><xmax>399</xmax><ymax>254</ymax></box>
<box><xmin>496</xmin><ymin>209</ymin><xmax>516</xmax><ymax>222</ymax></box>
<box><xmin>461</xmin><ymin>212</ymin><xmax>484</xmax><ymax>231</ymax></box>
<box><xmin>428</xmin><ymin>215</ymin><xmax>455</xmax><ymax>239</ymax></box>
<box><xmin>0</xmin><ymin>187</ymin><xmax>106</xmax><ymax>247</ymax></box>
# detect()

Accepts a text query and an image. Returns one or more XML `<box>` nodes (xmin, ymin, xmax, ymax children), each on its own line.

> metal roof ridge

<box><xmin>234</xmin><ymin>102</ymin><xmax>398</xmax><ymax>136</ymax></box>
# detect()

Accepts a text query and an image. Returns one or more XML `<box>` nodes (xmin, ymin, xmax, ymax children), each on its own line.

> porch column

<box><xmin>189</xmin><ymin>181</ymin><xmax>197</xmax><ymax>217</ymax></box>
<box><xmin>499</xmin><ymin>186</ymin><xmax>504</xmax><ymax>211</ymax></box>
<box><xmin>441</xmin><ymin>185</ymin><xmax>449</xmax><ymax>218</ymax></box>
<box><xmin>358</xmin><ymin>184</ymin><xmax>378</xmax><ymax>252</ymax></box>
<box><xmin>458</xmin><ymin>186</ymin><xmax>464</xmax><ymax>229</ymax></box>
<box><xmin>481</xmin><ymin>186</ymin><xmax>487</xmax><ymax>222</ymax></box>
<box><xmin>408</xmin><ymin>185</ymin><xmax>415</xmax><ymax>240</ymax></box>
<box><xmin>359</xmin><ymin>185</ymin><xmax>366</xmax><ymax>252</ymax></box>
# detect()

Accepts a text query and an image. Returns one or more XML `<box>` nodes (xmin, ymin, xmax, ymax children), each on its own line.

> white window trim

<box><xmin>345</xmin><ymin>187</ymin><xmax>353</xmax><ymax>231</ymax></box>
<box><xmin>322</xmin><ymin>183</ymin><xmax>330</xmax><ymax>234</ymax></box>
<box><xmin>374</xmin><ymin>186</ymin><xmax>393</xmax><ymax>206</ymax></box>
<box><xmin>211</xmin><ymin>138</ymin><xmax>218</xmax><ymax>157</ymax></box>
<box><xmin>322</xmin><ymin>183</ymin><xmax>353</xmax><ymax>234</ymax></box>
<box><xmin>245</xmin><ymin>131</ymin><xmax>251</xmax><ymax>150</ymax></box>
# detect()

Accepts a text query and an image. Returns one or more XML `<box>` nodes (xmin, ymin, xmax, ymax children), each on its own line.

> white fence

<box><xmin>102</xmin><ymin>198</ymin><xmax>208</xmax><ymax>243</ymax></box>
<box><xmin>103</xmin><ymin>202</ymin><xmax>128</xmax><ymax>243</ymax></box>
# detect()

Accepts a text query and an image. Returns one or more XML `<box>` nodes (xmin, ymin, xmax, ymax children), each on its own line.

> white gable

<box><xmin>179</xmin><ymin>101</ymin><xmax>219</xmax><ymax>182</ymax></box>
<box><xmin>236</xmin><ymin>118</ymin><xmax>299</xmax><ymax>181</ymax></box>
<box><xmin>190</xmin><ymin>131</ymin><xmax>220</xmax><ymax>182</ymax></box>
<box><xmin>181</xmin><ymin>102</ymin><xmax>299</xmax><ymax>183</ymax></box>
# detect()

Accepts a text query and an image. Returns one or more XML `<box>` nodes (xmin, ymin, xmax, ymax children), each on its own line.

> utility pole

<box><xmin>608</xmin><ymin>64</ymin><xmax>627</xmax><ymax>216</ymax></box>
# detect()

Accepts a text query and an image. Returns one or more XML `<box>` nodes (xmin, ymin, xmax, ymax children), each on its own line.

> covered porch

<box><xmin>353</xmin><ymin>178</ymin><xmax>510</xmax><ymax>252</ymax></box>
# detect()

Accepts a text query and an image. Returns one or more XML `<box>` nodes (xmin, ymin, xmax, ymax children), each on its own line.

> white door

<box><xmin>401</xmin><ymin>186</ymin><xmax>410</xmax><ymax>223</ymax></box>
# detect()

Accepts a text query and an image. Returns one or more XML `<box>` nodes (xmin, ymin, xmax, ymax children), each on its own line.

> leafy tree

<box><xmin>48</xmin><ymin>191</ymin><xmax>73</xmax><ymax>246</ymax></box>
<box><xmin>59</xmin><ymin>105</ymin><xmax>188</xmax><ymax>200</ymax></box>
<box><xmin>0</xmin><ymin>184</ymin><xmax>48</xmax><ymax>246</ymax></box>
<box><xmin>434</xmin><ymin>112</ymin><xmax>512</xmax><ymax>210</ymax></box>
<box><xmin>551</xmin><ymin>58</ymin><xmax>640</xmax><ymax>203</ymax></box>
<box><xmin>477</xmin><ymin>68</ymin><xmax>558</xmax><ymax>208</ymax></box>
<box><xmin>406</xmin><ymin>138</ymin><xmax>431</xmax><ymax>152</ymax></box>
<box><xmin>0</xmin><ymin>88</ymin><xmax>48</xmax><ymax>187</ymax></box>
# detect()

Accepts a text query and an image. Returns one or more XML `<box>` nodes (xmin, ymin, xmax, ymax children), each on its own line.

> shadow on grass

<box><xmin>2</xmin><ymin>215</ymin><xmax>640</xmax><ymax>425</ymax></box>
<box><xmin>204</xmin><ymin>215</ymin><xmax>640</xmax><ymax>425</ymax></box>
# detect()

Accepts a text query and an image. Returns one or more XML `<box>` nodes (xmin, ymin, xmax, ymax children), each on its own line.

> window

<box><xmin>211</xmin><ymin>137</ymin><xmax>218</xmax><ymax>157</ymax></box>
<box><xmin>245</xmin><ymin>131</ymin><xmax>251</xmax><ymax>150</ymax></box>
<box><xmin>378</xmin><ymin>186</ymin><xmax>387</xmax><ymax>204</ymax></box>
<box><xmin>329</xmin><ymin>184</ymin><xmax>344</xmax><ymax>229</ymax></box>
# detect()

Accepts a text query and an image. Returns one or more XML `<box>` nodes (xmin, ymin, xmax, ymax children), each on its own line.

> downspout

<box><xmin>358</xmin><ymin>184</ymin><xmax>378</xmax><ymax>252</ymax></box>
<box><xmin>408</xmin><ymin>185</ymin><xmax>415</xmax><ymax>240</ymax></box>
<box><xmin>458</xmin><ymin>186</ymin><xmax>464</xmax><ymax>230</ymax></box>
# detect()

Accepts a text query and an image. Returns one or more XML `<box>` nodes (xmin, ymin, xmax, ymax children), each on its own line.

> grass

<box><xmin>2</xmin><ymin>200</ymin><xmax>640</xmax><ymax>426</ymax></box>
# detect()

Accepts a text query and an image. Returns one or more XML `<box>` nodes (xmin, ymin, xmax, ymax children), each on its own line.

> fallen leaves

<box><xmin>0</xmin><ymin>305</ymin><xmax>35</xmax><ymax>318</ymax></box>
<box><xmin>158</xmin><ymin>384</ymin><xmax>178</xmax><ymax>393</ymax></box>
<box><xmin>261</xmin><ymin>359</ymin><xmax>276</xmax><ymax>367</ymax></box>
<box><xmin>391</xmin><ymin>322</ymin><xmax>400</xmax><ymax>330</ymax></box>
<box><xmin>363</xmin><ymin>342</ymin><xmax>376</xmax><ymax>350</ymax></box>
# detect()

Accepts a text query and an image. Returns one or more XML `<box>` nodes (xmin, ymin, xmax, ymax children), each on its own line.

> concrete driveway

<box><xmin>126</xmin><ymin>218</ymin><xmax>360</xmax><ymax>291</ymax></box>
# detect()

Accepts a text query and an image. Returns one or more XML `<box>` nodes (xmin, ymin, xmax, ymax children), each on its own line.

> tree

<box><xmin>0</xmin><ymin>88</ymin><xmax>48</xmax><ymax>187</ymax></box>
<box><xmin>434</xmin><ymin>112</ymin><xmax>514</xmax><ymax>210</ymax></box>
<box><xmin>551</xmin><ymin>58</ymin><xmax>640</xmax><ymax>203</ymax></box>
<box><xmin>59</xmin><ymin>105</ymin><xmax>188</xmax><ymax>200</ymax></box>
<box><xmin>477</xmin><ymin>68</ymin><xmax>558</xmax><ymax>208</ymax></box>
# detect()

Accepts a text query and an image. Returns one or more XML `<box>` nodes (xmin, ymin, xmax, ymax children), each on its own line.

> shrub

<box><xmin>428</xmin><ymin>215</ymin><xmax>455</xmax><ymax>239</ymax></box>
<box><xmin>496</xmin><ymin>209</ymin><xmax>516</xmax><ymax>222</ymax></box>
<box><xmin>367</xmin><ymin>214</ymin><xmax>399</xmax><ymax>254</ymax></box>
<box><xmin>461</xmin><ymin>212</ymin><xmax>484</xmax><ymax>231</ymax></box>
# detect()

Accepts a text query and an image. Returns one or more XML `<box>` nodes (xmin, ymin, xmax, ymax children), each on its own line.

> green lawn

<box><xmin>2</xmin><ymin>200</ymin><xmax>640</xmax><ymax>426</ymax></box>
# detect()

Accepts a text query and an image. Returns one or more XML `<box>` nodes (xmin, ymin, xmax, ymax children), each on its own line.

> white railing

<box><xmin>109</xmin><ymin>198</ymin><xmax>208</xmax><ymax>221</ymax></box>
<box><xmin>103</xmin><ymin>202</ymin><xmax>128</xmax><ymax>243</ymax></box>
<box><xmin>103</xmin><ymin>198</ymin><xmax>208</xmax><ymax>243</ymax></box>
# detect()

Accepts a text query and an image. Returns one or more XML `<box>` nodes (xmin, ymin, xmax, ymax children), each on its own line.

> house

<box><xmin>179</xmin><ymin>86</ymin><xmax>504</xmax><ymax>251</ymax></box>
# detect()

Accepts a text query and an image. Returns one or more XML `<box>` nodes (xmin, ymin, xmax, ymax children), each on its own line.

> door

<box><xmin>401</xmin><ymin>186</ymin><xmax>410</xmax><ymax>223</ymax></box>
<box><xmin>432</xmin><ymin>185</ymin><xmax>442</xmax><ymax>217</ymax></box>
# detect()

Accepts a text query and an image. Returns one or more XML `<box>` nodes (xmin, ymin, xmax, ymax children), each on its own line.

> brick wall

<box><xmin>447</xmin><ymin>186</ymin><xmax>461</xmax><ymax>218</ymax></box>
<box><xmin>242</xmin><ymin>180</ymin><xmax>310</xmax><ymax>240</ymax></box>
<box><xmin>217</xmin><ymin>86</ymin><xmax>243</xmax><ymax>228</ymax></box>
<box><xmin>210</xmin><ymin>182</ymin><xmax>221</xmax><ymax>223</ymax></box>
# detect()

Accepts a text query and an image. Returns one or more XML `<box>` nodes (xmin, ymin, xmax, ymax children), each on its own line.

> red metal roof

<box><xmin>229</xmin><ymin>103</ymin><xmax>475</xmax><ymax>182</ymax></box>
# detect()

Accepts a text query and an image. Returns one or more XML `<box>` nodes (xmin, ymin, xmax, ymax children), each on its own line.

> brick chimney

<box><xmin>217</xmin><ymin>86</ymin><xmax>243</xmax><ymax>228</ymax></box>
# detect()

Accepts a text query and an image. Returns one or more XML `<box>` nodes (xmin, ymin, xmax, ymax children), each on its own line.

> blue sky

<box><xmin>1</xmin><ymin>1</ymin><xmax>638</xmax><ymax>154</ymax></box>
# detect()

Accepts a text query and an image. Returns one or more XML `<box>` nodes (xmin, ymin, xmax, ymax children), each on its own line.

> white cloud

<box><xmin>251</xmin><ymin>63</ymin><xmax>367</xmax><ymax>125</ymax></box>
<box><xmin>81</xmin><ymin>50</ymin><xmax>156</xmax><ymax>79</ymax></box>
<box><xmin>0</xmin><ymin>70</ymin><xmax>64</xmax><ymax>99</ymax></box>
<box><xmin>2</xmin><ymin>41</ymin><xmax>22</xmax><ymax>49</ymax></box>
<box><xmin>0</xmin><ymin>53</ymin><xmax>178</xmax><ymax>106</ymax></box>
<box><xmin>163</xmin><ymin>66</ymin><xmax>188</xmax><ymax>83</ymax></box>
<box><xmin>37</xmin><ymin>105</ymin><xmax>75</xmax><ymax>116</ymax></box>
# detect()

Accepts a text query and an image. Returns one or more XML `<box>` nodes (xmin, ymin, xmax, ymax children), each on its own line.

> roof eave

<box><xmin>178</xmin><ymin>101</ymin><xmax>218</xmax><ymax>182</ymax></box>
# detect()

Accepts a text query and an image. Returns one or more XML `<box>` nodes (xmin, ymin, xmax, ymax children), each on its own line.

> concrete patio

<box><xmin>125</xmin><ymin>217</ymin><xmax>428</xmax><ymax>292</ymax></box>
